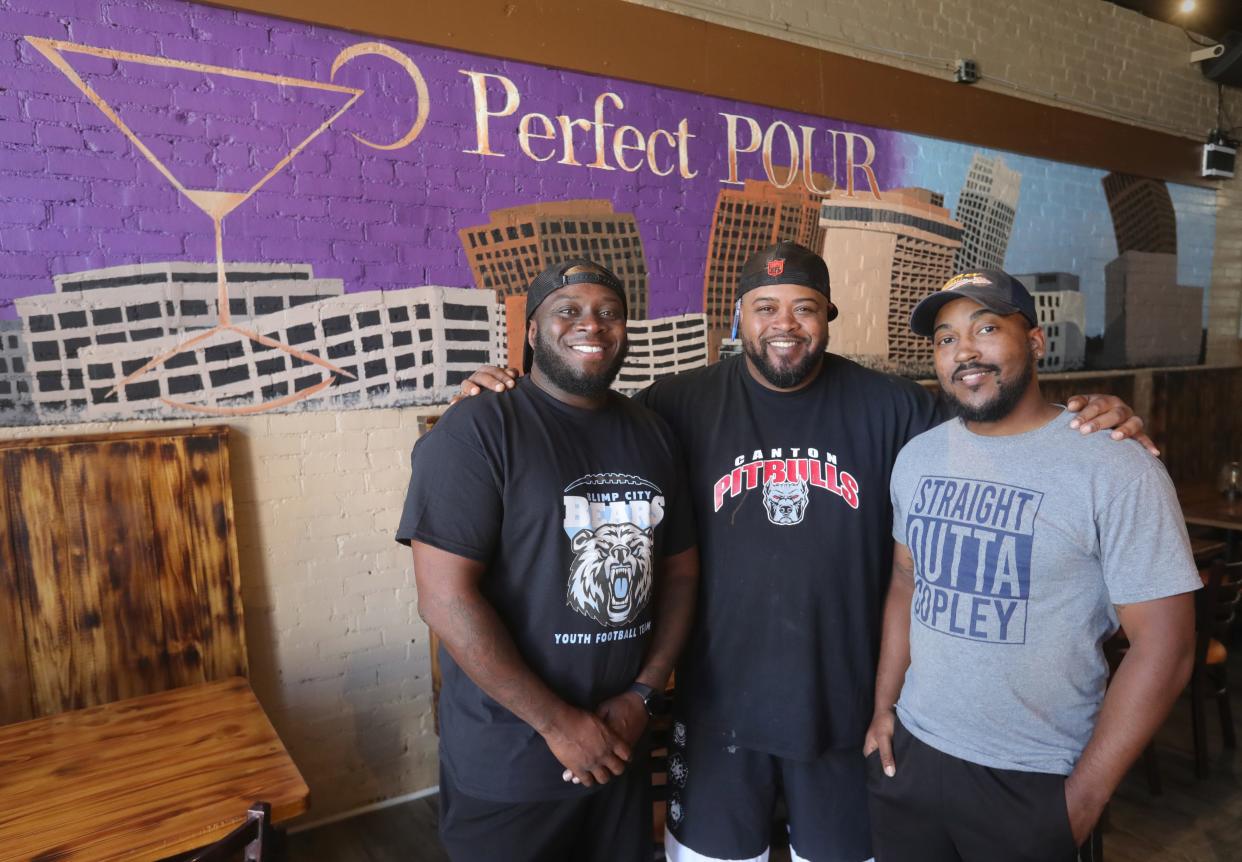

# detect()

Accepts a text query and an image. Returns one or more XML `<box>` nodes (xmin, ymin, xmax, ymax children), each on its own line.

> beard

<box><xmin>741</xmin><ymin>332</ymin><xmax>826</xmax><ymax>389</ymax></box>
<box><xmin>532</xmin><ymin>330</ymin><xmax>628</xmax><ymax>397</ymax></box>
<box><xmin>940</xmin><ymin>349</ymin><xmax>1035</xmax><ymax>423</ymax></box>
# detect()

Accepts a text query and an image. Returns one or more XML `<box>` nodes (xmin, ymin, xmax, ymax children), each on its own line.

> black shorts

<box><xmin>866</xmin><ymin>718</ymin><xmax>1077</xmax><ymax>862</ymax></box>
<box><xmin>438</xmin><ymin>762</ymin><xmax>651</xmax><ymax>862</ymax></box>
<box><xmin>664</xmin><ymin>719</ymin><xmax>873</xmax><ymax>862</ymax></box>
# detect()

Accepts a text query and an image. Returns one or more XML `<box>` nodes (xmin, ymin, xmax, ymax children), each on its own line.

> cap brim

<box><xmin>909</xmin><ymin>287</ymin><xmax>1022</xmax><ymax>337</ymax></box>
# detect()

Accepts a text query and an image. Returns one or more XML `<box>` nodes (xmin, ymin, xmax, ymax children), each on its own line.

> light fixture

<box><xmin>1179</xmin><ymin>0</ymin><xmax>1196</xmax><ymax>14</ymax></box>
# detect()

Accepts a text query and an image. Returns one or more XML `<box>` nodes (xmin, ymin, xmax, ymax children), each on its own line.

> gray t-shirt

<box><xmin>890</xmin><ymin>409</ymin><xmax>1200</xmax><ymax>775</ymax></box>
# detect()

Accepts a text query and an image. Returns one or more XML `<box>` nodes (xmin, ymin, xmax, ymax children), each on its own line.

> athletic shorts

<box><xmin>664</xmin><ymin>719</ymin><xmax>874</xmax><ymax>862</ymax></box>
<box><xmin>866</xmin><ymin>717</ymin><xmax>1078</xmax><ymax>862</ymax></box>
<box><xmin>438</xmin><ymin>761</ymin><xmax>651</xmax><ymax>862</ymax></box>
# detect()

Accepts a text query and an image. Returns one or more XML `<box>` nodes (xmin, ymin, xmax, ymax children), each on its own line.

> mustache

<box><xmin>952</xmin><ymin>362</ymin><xmax>1000</xmax><ymax>382</ymax></box>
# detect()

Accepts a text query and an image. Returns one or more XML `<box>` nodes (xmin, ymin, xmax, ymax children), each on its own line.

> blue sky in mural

<box><xmin>897</xmin><ymin>134</ymin><xmax>1216</xmax><ymax>335</ymax></box>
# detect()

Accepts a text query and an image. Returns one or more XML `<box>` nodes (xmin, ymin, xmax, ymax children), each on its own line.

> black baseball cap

<box><xmin>522</xmin><ymin>258</ymin><xmax>628</xmax><ymax>373</ymax></box>
<box><xmin>909</xmin><ymin>269</ymin><xmax>1038</xmax><ymax>337</ymax></box>
<box><xmin>738</xmin><ymin>241</ymin><xmax>838</xmax><ymax>322</ymax></box>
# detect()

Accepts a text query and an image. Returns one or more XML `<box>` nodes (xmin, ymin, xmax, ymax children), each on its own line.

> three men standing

<box><xmin>409</xmin><ymin>246</ymin><xmax>1154</xmax><ymax>861</ymax></box>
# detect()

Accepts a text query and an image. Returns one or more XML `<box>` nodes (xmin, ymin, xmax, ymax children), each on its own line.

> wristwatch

<box><xmin>627</xmin><ymin>682</ymin><xmax>663</xmax><ymax>716</ymax></box>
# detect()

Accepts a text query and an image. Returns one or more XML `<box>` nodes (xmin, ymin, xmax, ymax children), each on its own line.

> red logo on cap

<box><xmin>767</xmin><ymin>259</ymin><xmax>785</xmax><ymax>277</ymax></box>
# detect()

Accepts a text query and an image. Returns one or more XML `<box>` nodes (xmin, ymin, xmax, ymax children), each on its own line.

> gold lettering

<box><xmin>555</xmin><ymin>114</ymin><xmax>593</xmax><ymax>166</ymax></box>
<box><xmin>588</xmin><ymin>92</ymin><xmax>622</xmax><ymax>170</ymax></box>
<box><xmin>842</xmin><ymin>131</ymin><xmax>881</xmax><ymax>199</ymax></box>
<box><xmin>675</xmin><ymin>118</ymin><xmax>698</xmax><ymax>179</ymax></box>
<box><xmin>719</xmin><ymin>112</ymin><xmax>762</xmax><ymax>185</ymax></box>
<box><xmin>612</xmin><ymin>124</ymin><xmax>646</xmax><ymax>172</ymax></box>
<box><xmin>518</xmin><ymin>112</ymin><xmax>557</xmax><ymax>162</ymax></box>
<box><xmin>800</xmin><ymin>125</ymin><xmax>836</xmax><ymax>194</ymax></box>
<box><xmin>459</xmin><ymin>70</ymin><xmax>520</xmax><ymax>157</ymax></box>
<box><xmin>762</xmin><ymin>120</ymin><xmax>799</xmax><ymax>188</ymax></box>
<box><xmin>646</xmin><ymin>128</ymin><xmax>675</xmax><ymax>177</ymax></box>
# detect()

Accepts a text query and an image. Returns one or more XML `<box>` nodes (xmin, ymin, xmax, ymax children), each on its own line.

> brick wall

<box><xmin>634</xmin><ymin>0</ymin><xmax>1242</xmax><ymax>363</ymax></box>
<box><xmin>0</xmin><ymin>407</ymin><xmax>443</xmax><ymax>819</ymax></box>
<box><xmin>3</xmin><ymin>0</ymin><xmax>1240</xmax><ymax>828</ymax></box>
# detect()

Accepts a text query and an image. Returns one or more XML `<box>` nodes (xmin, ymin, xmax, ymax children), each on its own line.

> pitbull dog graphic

<box><xmin>763</xmin><ymin>477</ymin><xmax>810</xmax><ymax>525</ymax></box>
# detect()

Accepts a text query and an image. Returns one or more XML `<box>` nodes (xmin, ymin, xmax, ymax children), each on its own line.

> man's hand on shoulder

<box><xmin>1065</xmin><ymin>394</ymin><xmax>1158</xmax><ymax>456</ymax></box>
<box><xmin>543</xmin><ymin>703</ymin><xmax>631</xmax><ymax>787</ymax></box>
<box><xmin>450</xmin><ymin>365</ymin><xmax>521</xmax><ymax>405</ymax></box>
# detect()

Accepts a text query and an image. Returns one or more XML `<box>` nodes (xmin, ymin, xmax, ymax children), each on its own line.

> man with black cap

<box><xmin>864</xmin><ymin>270</ymin><xmax>1198</xmax><ymax>861</ymax></box>
<box><xmin>456</xmin><ymin>244</ymin><xmax>1150</xmax><ymax>862</ymax></box>
<box><xmin>396</xmin><ymin>259</ymin><xmax>699</xmax><ymax>861</ymax></box>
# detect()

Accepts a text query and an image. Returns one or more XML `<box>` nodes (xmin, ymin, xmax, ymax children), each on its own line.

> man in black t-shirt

<box><xmin>458</xmin><ymin>244</ymin><xmax>1150</xmax><ymax>862</ymax></box>
<box><xmin>397</xmin><ymin>259</ymin><xmax>698</xmax><ymax>862</ymax></box>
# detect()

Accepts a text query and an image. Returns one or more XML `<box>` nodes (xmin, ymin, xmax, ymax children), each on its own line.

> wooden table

<box><xmin>0</xmin><ymin>678</ymin><xmax>309</xmax><ymax>862</ymax></box>
<box><xmin>1178</xmin><ymin>482</ymin><xmax>1242</xmax><ymax>532</ymax></box>
<box><xmin>1177</xmin><ymin>481</ymin><xmax>1242</xmax><ymax>565</ymax></box>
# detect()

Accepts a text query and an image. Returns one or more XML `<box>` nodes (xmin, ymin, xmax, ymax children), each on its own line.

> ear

<box><xmin>527</xmin><ymin>318</ymin><xmax>538</xmax><ymax>353</ymax></box>
<box><xmin>571</xmin><ymin>529</ymin><xmax>595</xmax><ymax>552</ymax></box>
<box><xmin>1028</xmin><ymin>324</ymin><xmax>1047</xmax><ymax>358</ymax></box>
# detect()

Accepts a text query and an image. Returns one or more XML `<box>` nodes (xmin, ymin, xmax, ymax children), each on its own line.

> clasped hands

<box><xmin>544</xmin><ymin>690</ymin><xmax>649</xmax><ymax>787</ymax></box>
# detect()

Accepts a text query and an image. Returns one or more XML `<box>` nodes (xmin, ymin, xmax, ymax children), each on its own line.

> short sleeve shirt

<box><xmin>397</xmin><ymin>377</ymin><xmax>694</xmax><ymax>802</ymax></box>
<box><xmin>634</xmin><ymin>353</ymin><xmax>940</xmax><ymax>759</ymax></box>
<box><xmin>890</xmin><ymin>410</ymin><xmax>1201</xmax><ymax>775</ymax></box>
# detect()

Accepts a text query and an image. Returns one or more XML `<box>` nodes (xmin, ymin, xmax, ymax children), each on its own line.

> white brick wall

<box><xmin>630</xmin><ymin>0</ymin><xmax>1242</xmax><ymax>138</ymax></box>
<box><xmin>0</xmin><ymin>405</ymin><xmax>443</xmax><ymax>820</ymax></box>
<box><xmin>5</xmin><ymin>0</ymin><xmax>1240</xmax><ymax>830</ymax></box>
<box><xmin>629</xmin><ymin>0</ymin><xmax>1242</xmax><ymax>362</ymax></box>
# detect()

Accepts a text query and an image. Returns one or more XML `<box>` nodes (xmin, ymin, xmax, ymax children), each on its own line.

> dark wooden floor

<box><xmin>290</xmin><ymin>653</ymin><xmax>1240</xmax><ymax>861</ymax></box>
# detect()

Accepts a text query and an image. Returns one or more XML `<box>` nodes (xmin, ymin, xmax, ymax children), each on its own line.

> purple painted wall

<box><xmin>0</xmin><ymin>0</ymin><xmax>901</xmax><ymax>320</ymax></box>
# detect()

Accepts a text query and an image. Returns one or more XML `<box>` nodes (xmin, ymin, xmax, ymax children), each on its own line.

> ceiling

<box><xmin>1104</xmin><ymin>0</ymin><xmax>1242</xmax><ymax>41</ymax></box>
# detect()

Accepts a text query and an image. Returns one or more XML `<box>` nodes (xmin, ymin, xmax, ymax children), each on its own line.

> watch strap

<box><xmin>627</xmin><ymin>682</ymin><xmax>657</xmax><ymax>716</ymax></box>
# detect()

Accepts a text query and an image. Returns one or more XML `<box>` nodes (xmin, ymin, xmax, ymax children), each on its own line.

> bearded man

<box><xmin>396</xmin><ymin>259</ymin><xmax>698</xmax><ymax>861</ymax></box>
<box><xmin>456</xmin><ymin>243</ymin><xmax>1151</xmax><ymax>862</ymax></box>
<box><xmin>864</xmin><ymin>270</ymin><xmax>1198</xmax><ymax>862</ymax></box>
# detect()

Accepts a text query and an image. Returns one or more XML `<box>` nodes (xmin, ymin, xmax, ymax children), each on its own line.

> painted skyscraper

<box><xmin>613</xmin><ymin>314</ymin><xmax>709</xmax><ymax>392</ymax></box>
<box><xmin>12</xmin><ymin>262</ymin><xmax>342</xmax><ymax>417</ymax></box>
<box><xmin>701</xmin><ymin>174</ymin><xmax>830</xmax><ymax>333</ymax></box>
<box><xmin>954</xmin><ymin>153</ymin><xmax>1022</xmax><ymax>273</ymax></box>
<box><xmin>78</xmin><ymin>285</ymin><xmax>501</xmax><ymax>418</ymax></box>
<box><xmin>1102</xmin><ymin>251</ymin><xmax>1202</xmax><ymax>367</ymax></box>
<box><xmin>1014</xmin><ymin>273</ymin><xmax>1085</xmax><ymax>371</ymax></box>
<box><xmin>1101</xmin><ymin>173</ymin><xmax>1178</xmax><ymax>255</ymax></box>
<box><xmin>459</xmin><ymin>200</ymin><xmax>650</xmax><ymax>319</ymax></box>
<box><xmin>0</xmin><ymin>319</ymin><xmax>33</xmax><ymax>420</ymax></box>
<box><xmin>819</xmin><ymin>188</ymin><xmax>964</xmax><ymax>368</ymax></box>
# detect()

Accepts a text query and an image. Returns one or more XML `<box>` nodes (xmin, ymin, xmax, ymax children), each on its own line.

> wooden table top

<box><xmin>0</xmin><ymin>678</ymin><xmax>309</xmax><ymax>862</ymax></box>
<box><xmin>1177</xmin><ymin>481</ymin><xmax>1242</xmax><ymax>531</ymax></box>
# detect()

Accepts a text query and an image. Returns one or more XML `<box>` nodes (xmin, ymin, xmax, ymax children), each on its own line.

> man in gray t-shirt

<box><xmin>865</xmin><ymin>270</ymin><xmax>1200</xmax><ymax>862</ymax></box>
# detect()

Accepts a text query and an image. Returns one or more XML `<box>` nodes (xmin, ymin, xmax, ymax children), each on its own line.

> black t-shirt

<box><xmin>633</xmin><ymin>353</ymin><xmax>939</xmax><ymax>760</ymax></box>
<box><xmin>397</xmin><ymin>377</ymin><xmax>695</xmax><ymax>802</ymax></box>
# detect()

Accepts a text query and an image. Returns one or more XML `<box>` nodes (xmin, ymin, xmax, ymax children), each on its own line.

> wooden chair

<box><xmin>1191</xmin><ymin>559</ymin><xmax>1240</xmax><ymax>778</ymax></box>
<box><xmin>0</xmin><ymin>427</ymin><xmax>248</xmax><ymax>726</ymax></box>
<box><xmin>177</xmin><ymin>802</ymin><xmax>274</xmax><ymax>862</ymax></box>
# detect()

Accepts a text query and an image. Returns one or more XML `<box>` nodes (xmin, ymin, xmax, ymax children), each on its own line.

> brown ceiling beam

<box><xmin>206</xmin><ymin>0</ymin><xmax>1211</xmax><ymax>186</ymax></box>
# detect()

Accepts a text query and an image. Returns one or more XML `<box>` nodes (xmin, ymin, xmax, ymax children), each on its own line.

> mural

<box><xmin>0</xmin><ymin>1</ymin><xmax>1218</xmax><ymax>426</ymax></box>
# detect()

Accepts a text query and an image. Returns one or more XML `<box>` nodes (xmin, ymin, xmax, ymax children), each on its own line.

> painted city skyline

<box><xmin>0</xmin><ymin>0</ymin><xmax>1218</xmax><ymax>424</ymax></box>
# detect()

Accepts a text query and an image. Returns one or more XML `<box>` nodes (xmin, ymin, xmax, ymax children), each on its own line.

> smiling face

<box><xmin>932</xmin><ymin>297</ymin><xmax>1044</xmax><ymax>423</ymax></box>
<box><xmin>528</xmin><ymin>277</ymin><xmax>628</xmax><ymax>400</ymax></box>
<box><xmin>739</xmin><ymin>283</ymin><xmax>833</xmax><ymax>391</ymax></box>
